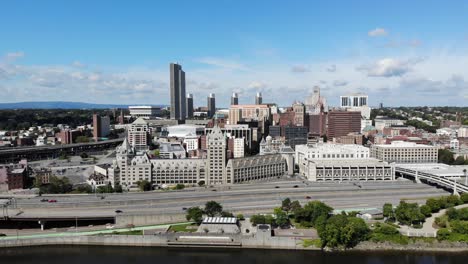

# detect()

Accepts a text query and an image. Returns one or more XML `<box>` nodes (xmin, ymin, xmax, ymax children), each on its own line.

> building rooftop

<box><xmin>310</xmin><ymin>158</ymin><xmax>390</xmax><ymax>167</ymax></box>
<box><xmin>202</xmin><ymin>217</ymin><xmax>237</xmax><ymax>224</ymax></box>
<box><xmin>374</xmin><ymin>141</ymin><xmax>436</xmax><ymax>148</ymax></box>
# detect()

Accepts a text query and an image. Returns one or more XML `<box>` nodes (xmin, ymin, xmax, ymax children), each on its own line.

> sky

<box><xmin>1</xmin><ymin>0</ymin><xmax>468</xmax><ymax>107</ymax></box>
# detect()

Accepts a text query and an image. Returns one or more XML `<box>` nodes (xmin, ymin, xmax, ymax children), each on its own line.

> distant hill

<box><xmin>0</xmin><ymin>101</ymin><xmax>166</xmax><ymax>109</ymax></box>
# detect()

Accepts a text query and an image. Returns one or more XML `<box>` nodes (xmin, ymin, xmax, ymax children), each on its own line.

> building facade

<box><xmin>186</xmin><ymin>94</ymin><xmax>194</xmax><ymax>119</ymax></box>
<box><xmin>207</xmin><ymin>93</ymin><xmax>216</xmax><ymax>118</ymax></box>
<box><xmin>327</xmin><ymin>111</ymin><xmax>361</xmax><ymax>140</ymax></box>
<box><xmin>128</xmin><ymin>118</ymin><xmax>151</xmax><ymax>151</ymax></box>
<box><xmin>170</xmin><ymin>63</ymin><xmax>186</xmax><ymax>120</ymax></box>
<box><xmin>128</xmin><ymin>106</ymin><xmax>162</xmax><ymax>118</ymax></box>
<box><xmin>370</xmin><ymin>141</ymin><xmax>438</xmax><ymax>163</ymax></box>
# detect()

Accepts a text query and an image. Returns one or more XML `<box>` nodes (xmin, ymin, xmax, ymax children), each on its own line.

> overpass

<box><xmin>395</xmin><ymin>163</ymin><xmax>468</xmax><ymax>194</ymax></box>
<box><xmin>0</xmin><ymin>138</ymin><xmax>123</xmax><ymax>163</ymax></box>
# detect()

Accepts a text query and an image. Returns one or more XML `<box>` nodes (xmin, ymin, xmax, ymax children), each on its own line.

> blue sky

<box><xmin>1</xmin><ymin>0</ymin><xmax>468</xmax><ymax>106</ymax></box>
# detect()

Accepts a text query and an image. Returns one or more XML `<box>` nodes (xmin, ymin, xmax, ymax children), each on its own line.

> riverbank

<box><xmin>1</xmin><ymin>234</ymin><xmax>468</xmax><ymax>252</ymax></box>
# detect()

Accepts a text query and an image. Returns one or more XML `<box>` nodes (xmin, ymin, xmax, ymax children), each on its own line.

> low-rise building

<box><xmin>370</xmin><ymin>141</ymin><xmax>438</xmax><ymax>163</ymax></box>
<box><xmin>300</xmin><ymin>158</ymin><xmax>394</xmax><ymax>182</ymax></box>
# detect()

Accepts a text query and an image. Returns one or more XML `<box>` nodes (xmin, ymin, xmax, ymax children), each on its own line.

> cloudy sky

<box><xmin>1</xmin><ymin>1</ymin><xmax>468</xmax><ymax>107</ymax></box>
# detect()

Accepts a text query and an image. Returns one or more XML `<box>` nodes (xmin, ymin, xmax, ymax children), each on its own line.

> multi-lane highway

<box><xmin>5</xmin><ymin>179</ymin><xmax>449</xmax><ymax>219</ymax></box>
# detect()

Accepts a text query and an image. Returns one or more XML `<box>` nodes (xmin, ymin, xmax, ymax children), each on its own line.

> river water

<box><xmin>0</xmin><ymin>246</ymin><xmax>467</xmax><ymax>264</ymax></box>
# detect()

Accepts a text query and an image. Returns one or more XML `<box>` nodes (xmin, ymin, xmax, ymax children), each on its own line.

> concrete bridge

<box><xmin>0</xmin><ymin>138</ymin><xmax>123</xmax><ymax>163</ymax></box>
<box><xmin>395</xmin><ymin>163</ymin><xmax>468</xmax><ymax>195</ymax></box>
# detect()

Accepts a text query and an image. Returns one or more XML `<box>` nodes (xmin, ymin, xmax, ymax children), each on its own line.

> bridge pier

<box><xmin>414</xmin><ymin>171</ymin><xmax>421</xmax><ymax>183</ymax></box>
<box><xmin>453</xmin><ymin>180</ymin><xmax>460</xmax><ymax>196</ymax></box>
<box><xmin>38</xmin><ymin>220</ymin><xmax>46</xmax><ymax>231</ymax></box>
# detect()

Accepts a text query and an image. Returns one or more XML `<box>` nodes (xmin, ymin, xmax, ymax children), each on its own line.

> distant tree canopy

<box><xmin>0</xmin><ymin>109</ymin><xmax>123</xmax><ymax>130</ymax></box>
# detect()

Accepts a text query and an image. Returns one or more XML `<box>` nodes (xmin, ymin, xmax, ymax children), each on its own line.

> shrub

<box><xmin>236</xmin><ymin>214</ymin><xmax>245</xmax><ymax>220</ymax></box>
<box><xmin>437</xmin><ymin>228</ymin><xmax>451</xmax><ymax>241</ymax></box>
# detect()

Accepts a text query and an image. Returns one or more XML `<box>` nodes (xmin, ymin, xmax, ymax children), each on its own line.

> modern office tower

<box><xmin>170</xmin><ymin>63</ymin><xmax>186</xmax><ymax>120</ymax></box>
<box><xmin>206</xmin><ymin>125</ymin><xmax>227</xmax><ymax>185</ymax></box>
<box><xmin>255</xmin><ymin>92</ymin><xmax>263</xmax><ymax>105</ymax></box>
<box><xmin>186</xmin><ymin>93</ymin><xmax>194</xmax><ymax>119</ymax></box>
<box><xmin>308</xmin><ymin>112</ymin><xmax>327</xmax><ymax>136</ymax></box>
<box><xmin>231</xmin><ymin>92</ymin><xmax>239</xmax><ymax>105</ymax></box>
<box><xmin>284</xmin><ymin>126</ymin><xmax>308</xmax><ymax>149</ymax></box>
<box><xmin>327</xmin><ymin>111</ymin><xmax>361</xmax><ymax>140</ymax></box>
<box><xmin>207</xmin><ymin>93</ymin><xmax>216</xmax><ymax>118</ymax></box>
<box><xmin>93</xmin><ymin>114</ymin><xmax>110</xmax><ymax>140</ymax></box>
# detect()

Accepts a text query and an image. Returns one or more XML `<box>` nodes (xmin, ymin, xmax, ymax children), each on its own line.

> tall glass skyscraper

<box><xmin>170</xmin><ymin>63</ymin><xmax>186</xmax><ymax>120</ymax></box>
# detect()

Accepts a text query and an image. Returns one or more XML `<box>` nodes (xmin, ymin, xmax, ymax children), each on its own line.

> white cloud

<box><xmin>72</xmin><ymin>61</ymin><xmax>85</xmax><ymax>68</ymax></box>
<box><xmin>333</xmin><ymin>80</ymin><xmax>348</xmax><ymax>86</ymax></box>
<box><xmin>248</xmin><ymin>81</ymin><xmax>267</xmax><ymax>89</ymax></box>
<box><xmin>357</xmin><ymin>57</ymin><xmax>424</xmax><ymax>77</ymax></box>
<box><xmin>291</xmin><ymin>65</ymin><xmax>310</xmax><ymax>73</ymax></box>
<box><xmin>197</xmin><ymin>57</ymin><xmax>248</xmax><ymax>70</ymax></box>
<box><xmin>5</xmin><ymin>51</ymin><xmax>25</xmax><ymax>60</ymax></box>
<box><xmin>368</xmin><ymin>28</ymin><xmax>388</xmax><ymax>37</ymax></box>
<box><xmin>326</xmin><ymin>64</ymin><xmax>336</xmax><ymax>72</ymax></box>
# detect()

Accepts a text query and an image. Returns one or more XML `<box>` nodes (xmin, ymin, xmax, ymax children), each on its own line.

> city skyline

<box><xmin>1</xmin><ymin>1</ymin><xmax>468</xmax><ymax>106</ymax></box>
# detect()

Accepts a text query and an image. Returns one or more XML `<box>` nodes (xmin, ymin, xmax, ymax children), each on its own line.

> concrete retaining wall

<box><xmin>115</xmin><ymin>213</ymin><xmax>187</xmax><ymax>226</ymax></box>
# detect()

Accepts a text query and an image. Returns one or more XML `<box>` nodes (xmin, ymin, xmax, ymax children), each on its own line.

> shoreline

<box><xmin>1</xmin><ymin>235</ymin><xmax>467</xmax><ymax>252</ymax></box>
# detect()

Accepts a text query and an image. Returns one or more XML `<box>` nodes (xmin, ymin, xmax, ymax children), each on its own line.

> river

<box><xmin>0</xmin><ymin>246</ymin><xmax>467</xmax><ymax>264</ymax></box>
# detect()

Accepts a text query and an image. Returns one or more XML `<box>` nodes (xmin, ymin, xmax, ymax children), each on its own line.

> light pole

<box><xmin>464</xmin><ymin>169</ymin><xmax>467</xmax><ymax>186</ymax></box>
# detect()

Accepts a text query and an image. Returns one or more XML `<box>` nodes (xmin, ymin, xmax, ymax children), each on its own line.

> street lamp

<box><xmin>464</xmin><ymin>169</ymin><xmax>467</xmax><ymax>186</ymax></box>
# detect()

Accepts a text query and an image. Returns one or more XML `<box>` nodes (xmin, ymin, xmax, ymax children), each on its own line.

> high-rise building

<box><xmin>340</xmin><ymin>94</ymin><xmax>368</xmax><ymax>107</ymax></box>
<box><xmin>284</xmin><ymin>126</ymin><xmax>308</xmax><ymax>149</ymax></box>
<box><xmin>186</xmin><ymin>93</ymin><xmax>194</xmax><ymax>119</ymax></box>
<box><xmin>207</xmin><ymin>93</ymin><xmax>216</xmax><ymax>118</ymax></box>
<box><xmin>206</xmin><ymin>126</ymin><xmax>227</xmax><ymax>185</ymax></box>
<box><xmin>292</xmin><ymin>102</ymin><xmax>305</xmax><ymax>126</ymax></box>
<box><xmin>170</xmin><ymin>63</ymin><xmax>186</xmax><ymax>120</ymax></box>
<box><xmin>327</xmin><ymin>111</ymin><xmax>361</xmax><ymax>140</ymax></box>
<box><xmin>128</xmin><ymin>118</ymin><xmax>151</xmax><ymax>152</ymax></box>
<box><xmin>93</xmin><ymin>114</ymin><xmax>110</xmax><ymax>140</ymax></box>
<box><xmin>231</xmin><ymin>92</ymin><xmax>239</xmax><ymax>105</ymax></box>
<box><xmin>255</xmin><ymin>92</ymin><xmax>262</xmax><ymax>105</ymax></box>
<box><xmin>305</xmin><ymin>86</ymin><xmax>327</xmax><ymax>114</ymax></box>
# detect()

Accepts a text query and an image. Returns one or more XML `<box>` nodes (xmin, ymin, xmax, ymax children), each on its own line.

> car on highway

<box><xmin>275</xmin><ymin>186</ymin><xmax>280</xmax><ymax>188</ymax></box>
<box><xmin>182</xmin><ymin>207</ymin><xmax>187</xmax><ymax>211</ymax></box>
<box><xmin>305</xmin><ymin>196</ymin><xmax>311</xmax><ymax>199</ymax></box>
<box><xmin>40</xmin><ymin>199</ymin><xmax>49</xmax><ymax>202</ymax></box>
<box><xmin>48</xmin><ymin>199</ymin><xmax>57</xmax><ymax>203</ymax></box>
<box><xmin>115</xmin><ymin>210</ymin><xmax>123</xmax><ymax>213</ymax></box>
<box><xmin>293</xmin><ymin>185</ymin><xmax>299</xmax><ymax>188</ymax></box>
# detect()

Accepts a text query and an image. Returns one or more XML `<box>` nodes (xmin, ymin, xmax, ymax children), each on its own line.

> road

<box><xmin>5</xmin><ymin>179</ymin><xmax>449</xmax><ymax>219</ymax></box>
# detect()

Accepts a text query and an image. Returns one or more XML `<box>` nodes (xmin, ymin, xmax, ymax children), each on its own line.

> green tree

<box><xmin>293</xmin><ymin>201</ymin><xmax>333</xmax><ymax>227</ymax></box>
<box><xmin>438</xmin><ymin>149</ymin><xmax>455</xmax><ymax>164</ymax></box>
<box><xmin>290</xmin><ymin>200</ymin><xmax>302</xmax><ymax>214</ymax></box>
<box><xmin>250</xmin><ymin>215</ymin><xmax>266</xmax><ymax>226</ymax></box>
<box><xmin>395</xmin><ymin>201</ymin><xmax>425</xmax><ymax>226</ymax></box>
<box><xmin>174</xmin><ymin>184</ymin><xmax>185</xmax><ymax>190</ymax></box>
<box><xmin>383</xmin><ymin>203</ymin><xmax>394</xmax><ymax>221</ymax></box>
<box><xmin>136</xmin><ymin>180</ymin><xmax>152</xmax><ymax>191</ymax></box>
<box><xmin>426</xmin><ymin>198</ymin><xmax>441</xmax><ymax>213</ymax></box>
<box><xmin>420</xmin><ymin>205</ymin><xmax>432</xmax><ymax>217</ymax></box>
<box><xmin>186</xmin><ymin>207</ymin><xmax>204</xmax><ymax>225</ymax></box>
<box><xmin>114</xmin><ymin>184</ymin><xmax>123</xmax><ymax>193</ymax></box>
<box><xmin>221</xmin><ymin>211</ymin><xmax>234</xmax><ymax>217</ymax></box>
<box><xmin>236</xmin><ymin>214</ymin><xmax>245</xmax><ymax>220</ymax></box>
<box><xmin>319</xmin><ymin>214</ymin><xmax>369</xmax><ymax>249</ymax></box>
<box><xmin>197</xmin><ymin>180</ymin><xmax>205</xmax><ymax>187</ymax></box>
<box><xmin>281</xmin><ymin>198</ymin><xmax>292</xmax><ymax>213</ymax></box>
<box><xmin>460</xmin><ymin>193</ymin><xmax>468</xmax><ymax>204</ymax></box>
<box><xmin>204</xmin><ymin>201</ymin><xmax>223</xmax><ymax>217</ymax></box>
<box><xmin>274</xmin><ymin>207</ymin><xmax>290</xmax><ymax>228</ymax></box>
<box><xmin>80</xmin><ymin>152</ymin><xmax>89</xmax><ymax>159</ymax></box>
<box><xmin>446</xmin><ymin>195</ymin><xmax>461</xmax><ymax>207</ymax></box>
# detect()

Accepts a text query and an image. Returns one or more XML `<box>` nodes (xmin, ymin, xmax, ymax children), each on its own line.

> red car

<box><xmin>48</xmin><ymin>199</ymin><xmax>57</xmax><ymax>203</ymax></box>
